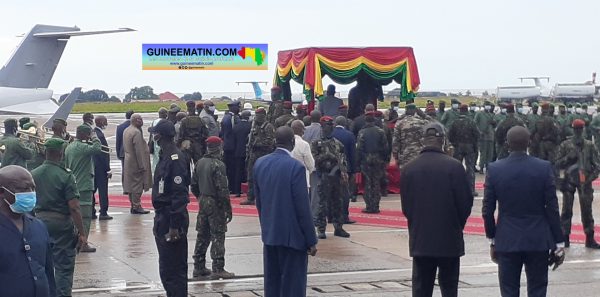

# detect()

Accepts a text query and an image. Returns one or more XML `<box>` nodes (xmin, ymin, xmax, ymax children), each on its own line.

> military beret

<box><xmin>532</xmin><ymin>102</ymin><xmax>539</xmax><ymax>107</ymax></box>
<box><xmin>567</xmin><ymin>104</ymin><xmax>573</xmax><ymax>108</ymax></box>
<box><xmin>227</xmin><ymin>100</ymin><xmax>241</xmax><ymax>106</ymax></box>
<box><xmin>439</xmin><ymin>100</ymin><xmax>446</xmax><ymax>104</ymax></box>
<box><xmin>77</xmin><ymin>124</ymin><xmax>92</xmax><ymax>134</ymax></box>
<box><xmin>196</xmin><ymin>102</ymin><xmax>204</xmax><ymax>110</ymax></box>
<box><xmin>186</xmin><ymin>100</ymin><xmax>196</xmax><ymax>108</ymax></box>
<box><xmin>559</xmin><ymin>104</ymin><xmax>566</xmax><ymax>108</ymax></box>
<box><xmin>549</xmin><ymin>103</ymin><xmax>555</xmax><ymax>108</ymax></box>
<box><xmin>460</xmin><ymin>104</ymin><xmax>469</xmax><ymax>111</ymax></box>
<box><xmin>282</xmin><ymin>101</ymin><xmax>293</xmax><ymax>109</ymax></box>
<box><xmin>451</xmin><ymin>98</ymin><xmax>461</xmax><ymax>104</ymax></box>
<box><xmin>22</xmin><ymin>122</ymin><xmax>36</xmax><ymax>130</ymax></box>
<box><xmin>53</xmin><ymin>118</ymin><xmax>68</xmax><ymax>126</ymax></box>
<box><xmin>365</xmin><ymin>111</ymin><xmax>376</xmax><ymax>117</ymax></box>
<box><xmin>374</xmin><ymin>110</ymin><xmax>384</xmax><ymax>117</ymax></box>
<box><xmin>169</xmin><ymin>106</ymin><xmax>181</xmax><ymax>113</ymax></box>
<box><xmin>541</xmin><ymin>103</ymin><xmax>550</xmax><ymax>109</ymax></box>
<box><xmin>583</xmin><ymin>104</ymin><xmax>588</xmax><ymax>109</ymax></box>
<box><xmin>406</xmin><ymin>104</ymin><xmax>417</xmax><ymax>110</ymax></box>
<box><xmin>152</xmin><ymin>119</ymin><xmax>176</xmax><ymax>137</ymax></box>
<box><xmin>206</xmin><ymin>136</ymin><xmax>223</xmax><ymax>146</ymax></box>
<box><xmin>320</xmin><ymin>116</ymin><xmax>334</xmax><ymax>124</ymax></box>
<box><xmin>505</xmin><ymin>104</ymin><xmax>515</xmax><ymax>112</ymax></box>
<box><xmin>469</xmin><ymin>102</ymin><xmax>477</xmax><ymax>106</ymax></box>
<box><xmin>255</xmin><ymin>107</ymin><xmax>267</xmax><ymax>114</ymax></box>
<box><xmin>575</xmin><ymin>103</ymin><xmax>582</xmax><ymax>108</ymax></box>
<box><xmin>390</xmin><ymin>100</ymin><xmax>400</xmax><ymax>106</ymax></box>
<box><xmin>241</xmin><ymin>110</ymin><xmax>252</xmax><ymax>118</ymax></box>
<box><xmin>297</xmin><ymin>104</ymin><xmax>308</xmax><ymax>111</ymax></box>
<box><xmin>271</xmin><ymin>86</ymin><xmax>282</xmax><ymax>93</ymax></box>
<box><xmin>338</xmin><ymin>105</ymin><xmax>348</xmax><ymax>110</ymax></box>
<box><xmin>4</xmin><ymin>118</ymin><xmax>17</xmax><ymax>126</ymax></box>
<box><xmin>484</xmin><ymin>101</ymin><xmax>492</xmax><ymax>105</ymax></box>
<box><xmin>19</xmin><ymin>117</ymin><xmax>30</xmax><ymax>126</ymax></box>
<box><xmin>44</xmin><ymin>138</ymin><xmax>65</xmax><ymax>150</ymax></box>
<box><xmin>572</xmin><ymin>119</ymin><xmax>586</xmax><ymax>128</ymax></box>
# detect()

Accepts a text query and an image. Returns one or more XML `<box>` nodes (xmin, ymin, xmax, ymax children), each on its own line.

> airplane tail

<box><xmin>43</xmin><ymin>87</ymin><xmax>81</xmax><ymax>129</ymax></box>
<box><xmin>0</xmin><ymin>25</ymin><xmax>79</xmax><ymax>89</ymax></box>
<box><xmin>251</xmin><ymin>82</ymin><xmax>263</xmax><ymax>99</ymax></box>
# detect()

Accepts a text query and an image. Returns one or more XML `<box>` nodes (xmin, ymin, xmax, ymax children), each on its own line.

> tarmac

<box><xmin>8</xmin><ymin>113</ymin><xmax>600</xmax><ymax>296</ymax></box>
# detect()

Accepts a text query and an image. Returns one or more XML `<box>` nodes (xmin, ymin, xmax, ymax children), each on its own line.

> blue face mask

<box><xmin>3</xmin><ymin>187</ymin><xmax>36</xmax><ymax>214</ymax></box>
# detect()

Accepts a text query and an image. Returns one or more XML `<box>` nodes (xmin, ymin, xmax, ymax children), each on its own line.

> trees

<box><xmin>125</xmin><ymin>86</ymin><xmax>158</xmax><ymax>100</ymax></box>
<box><xmin>59</xmin><ymin>89</ymin><xmax>117</xmax><ymax>103</ymax></box>
<box><xmin>181</xmin><ymin>92</ymin><xmax>203</xmax><ymax>101</ymax></box>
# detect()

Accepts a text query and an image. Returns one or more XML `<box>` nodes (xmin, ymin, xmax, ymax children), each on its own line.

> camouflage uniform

<box><xmin>556</xmin><ymin>112</ymin><xmax>571</xmax><ymax>141</ymax></box>
<box><xmin>590</xmin><ymin>114</ymin><xmax>600</xmax><ymax>150</ymax></box>
<box><xmin>474</xmin><ymin>109</ymin><xmax>495</xmax><ymax>171</ymax></box>
<box><xmin>448</xmin><ymin>114</ymin><xmax>479</xmax><ymax>193</ymax></box>
<box><xmin>274</xmin><ymin>112</ymin><xmax>295</xmax><ymax>128</ymax></box>
<box><xmin>178</xmin><ymin>115</ymin><xmax>209</xmax><ymax>164</ymax></box>
<box><xmin>311</xmin><ymin>136</ymin><xmax>347</xmax><ymax>233</ymax></box>
<box><xmin>554</xmin><ymin>135</ymin><xmax>600</xmax><ymax>244</ymax></box>
<box><xmin>245</xmin><ymin>121</ymin><xmax>275</xmax><ymax>202</ymax></box>
<box><xmin>356</xmin><ymin>122</ymin><xmax>388</xmax><ymax>212</ymax></box>
<box><xmin>267</xmin><ymin>101</ymin><xmax>284</xmax><ymax>124</ymax></box>
<box><xmin>440</xmin><ymin>108</ymin><xmax>460</xmax><ymax>130</ymax></box>
<box><xmin>191</xmin><ymin>149</ymin><xmax>232</xmax><ymax>276</ymax></box>
<box><xmin>494</xmin><ymin>114</ymin><xmax>525</xmax><ymax>160</ymax></box>
<box><xmin>392</xmin><ymin>115</ymin><xmax>429</xmax><ymax>168</ymax></box>
<box><xmin>530</xmin><ymin>113</ymin><xmax>560</xmax><ymax>161</ymax></box>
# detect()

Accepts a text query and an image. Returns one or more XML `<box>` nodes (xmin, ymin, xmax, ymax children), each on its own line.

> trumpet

<box><xmin>1</xmin><ymin>126</ymin><xmax>112</xmax><ymax>154</ymax></box>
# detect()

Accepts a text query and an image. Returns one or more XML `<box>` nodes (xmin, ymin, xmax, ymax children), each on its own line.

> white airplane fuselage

<box><xmin>0</xmin><ymin>86</ymin><xmax>53</xmax><ymax>109</ymax></box>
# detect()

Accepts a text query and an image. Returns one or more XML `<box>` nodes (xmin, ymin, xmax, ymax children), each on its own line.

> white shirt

<box><xmin>291</xmin><ymin>135</ymin><xmax>315</xmax><ymax>186</ymax></box>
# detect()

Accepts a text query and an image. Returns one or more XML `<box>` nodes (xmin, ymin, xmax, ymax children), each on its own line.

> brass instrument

<box><xmin>0</xmin><ymin>126</ymin><xmax>111</xmax><ymax>154</ymax></box>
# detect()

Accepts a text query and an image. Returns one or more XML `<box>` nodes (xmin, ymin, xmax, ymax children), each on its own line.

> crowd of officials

<box><xmin>1</xmin><ymin>82</ymin><xmax>600</xmax><ymax>297</ymax></box>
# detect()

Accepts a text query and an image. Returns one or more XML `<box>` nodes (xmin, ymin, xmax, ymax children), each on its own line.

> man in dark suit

<box><xmin>400</xmin><ymin>122</ymin><xmax>473</xmax><ymax>297</ymax></box>
<box><xmin>220</xmin><ymin>101</ymin><xmax>240</xmax><ymax>193</ymax></box>
<box><xmin>116</xmin><ymin>110</ymin><xmax>134</xmax><ymax>176</ymax></box>
<box><xmin>93</xmin><ymin>116</ymin><xmax>112</xmax><ymax>220</ymax></box>
<box><xmin>231</xmin><ymin>110</ymin><xmax>252</xmax><ymax>197</ymax></box>
<box><xmin>483</xmin><ymin>126</ymin><xmax>565</xmax><ymax>297</ymax></box>
<box><xmin>254</xmin><ymin>126</ymin><xmax>318</xmax><ymax>297</ymax></box>
<box><xmin>331</xmin><ymin>116</ymin><xmax>356</xmax><ymax>224</ymax></box>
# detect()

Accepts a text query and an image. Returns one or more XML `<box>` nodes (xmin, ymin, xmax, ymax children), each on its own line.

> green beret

<box><xmin>549</xmin><ymin>103</ymin><xmax>555</xmax><ymax>108</ymax></box>
<box><xmin>582</xmin><ymin>104</ymin><xmax>588</xmax><ymax>109</ymax></box>
<box><xmin>22</xmin><ymin>123</ymin><xmax>36</xmax><ymax>130</ymax></box>
<box><xmin>19</xmin><ymin>117</ymin><xmax>30</xmax><ymax>127</ymax></box>
<box><xmin>575</xmin><ymin>103</ymin><xmax>582</xmax><ymax>108</ymax></box>
<box><xmin>44</xmin><ymin>138</ymin><xmax>65</xmax><ymax>150</ymax></box>
<box><xmin>53</xmin><ymin>118</ymin><xmax>68</xmax><ymax>126</ymax></box>
<box><xmin>438</xmin><ymin>100</ymin><xmax>446</xmax><ymax>104</ymax></box>
<box><xmin>532</xmin><ymin>103</ymin><xmax>539</xmax><ymax>107</ymax></box>
<box><xmin>559</xmin><ymin>104</ymin><xmax>566</xmax><ymax>108</ymax></box>
<box><xmin>451</xmin><ymin>99</ymin><xmax>461</xmax><ymax>104</ymax></box>
<box><xmin>406</xmin><ymin>103</ymin><xmax>417</xmax><ymax>110</ymax></box>
<box><xmin>77</xmin><ymin>124</ymin><xmax>92</xmax><ymax>134</ymax></box>
<box><xmin>567</xmin><ymin>104</ymin><xmax>573</xmax><ymax>108</ymax></box>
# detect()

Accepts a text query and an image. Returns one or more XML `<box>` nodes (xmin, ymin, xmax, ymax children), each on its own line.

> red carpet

<box><xmin>108</xmin><ymin>194</ymin><xmax>596</xmax><ymax>244</ymax></box>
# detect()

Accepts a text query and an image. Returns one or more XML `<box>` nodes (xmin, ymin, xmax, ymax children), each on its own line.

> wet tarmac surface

<box><xmin>7</xmin><ymin>113</ymin><xmax>600</xmax><ymax>295</ymax></box>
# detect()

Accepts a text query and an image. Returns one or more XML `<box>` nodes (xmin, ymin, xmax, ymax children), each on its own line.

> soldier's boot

<box><xmin>317</xmin><ymin>227</ymin><xmax>327</xmax><ymax>239</ymax></box>
<box><xmin>192</xmin><ymin>260</ymin><xmax>212</xmax><ymax>280</ymax></box>
<box><xmin>80</xmin><ymin>243</ymin><xmax>96</xmax><ymax>253</ymax></box>
<box><xmin>211</xmin><ymin>269</ymin><xmax>235</xmax><ymax>280</ymax></box>
<box><xmin>333</xmin><ymin>224</ymin><xmax>350</xmax><ymax>238</ymax></box>
<box><xmin>585</xmin><ymin>234</ymin><xmax>600</xmax><ymax>249</ymax></box>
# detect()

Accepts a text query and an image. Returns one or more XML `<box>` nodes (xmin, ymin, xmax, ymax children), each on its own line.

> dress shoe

<box><xmin>565</xmin><ymin>238</ymin><xmax>570</xmax><ymax>248</ymax></box>
<box><xmin>99</xmin><ymin>214</ymin><xmax>113</xmax><ymax>220</ymax></box>
<box><xmin>585</xmin><ymin>238</ymin><xmax>600</xmax><ymax>249</ymax></box>
<box><xmin>131</xmin><ymin>208</ymin><xmax>150</xmax><ymax>214</ymax></box>
<box><xmin>211</xmin><ymin>269</ymin><xmax>235</xmax><ymax>279</ymax></box>
<box><xmin>92</xmin><ymin>213</ymin><xmax>98</xmax><ymax>219</ymax></box>
<box><xmin>317</xmin><ymin>231</ymin><xmax>326</xmax><ymax>239</ymax></box>
<box><xmin>361</xmin><ymin>208</ymin><xmax>380</xmax><ymax>214</ymax></box>
<box><xmin>235</xmin><ymin>193</ymin><xmax>241</xmax><ymax>198</ymax></box>
<box><xmin>80</xmin><ymin>244</ymin><xmax>96</xmax><ymax>253</ymax></box>
<box><xmin>192</xmin><ymin>267</ymin><xmax>212</xmax><ymax>280</ymax></box>
<box><xmin>239</xmin><ymin>199</ymin><xmax>255</xmax><ymax>205</ymax></box>
<box><xmin>334</xmin><ymin>228</ymin><xmax>350</xmax><ymax>238</ymax></box>
<box><xmin>344</xmin><ymin>219</ymin><xmax>356</xmax><ymax>224</ymax></box>
<box><xmin>350</xmin><ymin>196</ymin><xmax>357</xmax><ymax>202</ymax></box>
<box><xmin>472</xmin><ymin>192</ymin><xmax>479</xmax><ymax>197</ymax></box>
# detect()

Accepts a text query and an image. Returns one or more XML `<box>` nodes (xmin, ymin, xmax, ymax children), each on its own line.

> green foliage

<box><xmin>72</xmin><ymin>100</ymin><xmax>268</xmax><ymax>114</ymax></box>
<box><xmin>125</xmin><ymin>86</ymin><xmax>158</xmax><ymax>100</ymax></box>
<box><xmin>181</xmin><ymin>92</ymin><xmax>203</xmax><ymax>101</ymax></box>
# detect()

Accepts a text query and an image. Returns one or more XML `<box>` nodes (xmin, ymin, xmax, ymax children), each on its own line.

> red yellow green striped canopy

<box><xmin>274</xmin><ymin>47</ymin><xmax>420</xmax><ymax>102</ymax></box>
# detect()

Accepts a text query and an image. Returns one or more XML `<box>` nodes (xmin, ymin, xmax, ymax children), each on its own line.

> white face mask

<box><xmin>209</xmin><ymin>106</ymin><xmax>216</xmax><ymax>112</ymax></box>
<box><xmin>568</xmin><ymin>108</ymin><xmax>574</xmax><ymax>113</ymax></box>
<box><xmin>576</xmin><ymin>108</ymin><xmax>583</xmax><ymax>114</ymax></box>
<box><xmin>484</xmin><ymin>105</ymin><xmax>491</xmax><ymax>111</ymax></box>
<box><xmin>501</xmin><ymin>109</ymin><xmax>507</xmax><ymax>113</ymax></box>
<box><xmin>517</xmin><ymin>108</ymin><xmax>523</xmax><ymax>114</ymax></box>
<box><xmin>452</xmin><ymin>104</ymin><xmax>459</xmax><ymax>109</ymax></box>
<box><xmin>393</xmin><ymin>106</ymin><xmax>399</xmax><ymax>111</ymax></box>
<box><xmin>470</xmin><ymin>107</ymin><xmax>477</xmax><ymax>111</ymax></box>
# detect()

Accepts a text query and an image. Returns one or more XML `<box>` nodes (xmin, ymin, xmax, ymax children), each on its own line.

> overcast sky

<box><xmin>1</xmin><ymin>0</ymin><xmax>598</xmax><ymax>96</ymax></box>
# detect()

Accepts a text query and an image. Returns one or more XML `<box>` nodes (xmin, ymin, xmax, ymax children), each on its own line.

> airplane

<box><xmin>235</xmin><ymin>81</ymin><xmax>305</xmax><ymax>103</ymax></box>
<box><xmin>0</xmin><ymin>24</ymin><xmax>135</xmax><ymax>114</ymax></box>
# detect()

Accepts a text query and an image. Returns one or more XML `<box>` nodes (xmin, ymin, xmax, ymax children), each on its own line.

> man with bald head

<box><xmin>1</xmin><ymin>165</ymin><xmax>56</xmax><ymax>297</ymax></box>
<box><xmin>254</xmin><ymin>126</ymin><xmax>318</xmax><ymax>296</ymax></box>
<box><xmin>123</xmin><ymin>114</ymin><xmax>152</xmax><ymax>214</ymax></box>
<box><xmin>483</xmin><ymin>126</ymin><xmax>565</xmax><ymax>296</ymax></box>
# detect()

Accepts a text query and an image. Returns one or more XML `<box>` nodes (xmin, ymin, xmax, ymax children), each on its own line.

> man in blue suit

<box><xmin>483</xmin><ymin>126</ymin><xmax>565</xmax><ymax>297</ymax></box>
<box><xmin>220</xmin><ymin>100</ymin><xmax>240</xmax><ymax>193</ymax></box>
<box><xmin>115</xmin><ymin>110</ymin><xmax>134</xmax><ymax>180</ymax></box>
<box><xmin>332</xmin><ymin>116</ymin><xmax>356</xmax><ymax>224</ymax></box>
<box><xmin>254</xmin><ymin>126</ymin><xmax>318</xmax><ymax>297</ymax></box>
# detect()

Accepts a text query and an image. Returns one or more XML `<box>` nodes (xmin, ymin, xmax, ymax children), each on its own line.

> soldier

<box><xmin>18</xmin><ymin>117</ymin><xmax>30</xmax><ymax>130</ymax></box>
<box><xmin>0</xmin><ymin>118</ymin><xmax>34</xmax><ymax>168</ymax></box>
<box><xmin>495</xmin><ymin>103</ymin><xmax>508</xmax><ymax>125</ymax></box>
<box><xmin>494</xmin><ymin>104</ymin><xmax>525</xmax><ymax>160</ymax></box>
<box><xmin>474</xmin><ymin>101</ymin><xmax>495</xmax><ymax>173</ymax></box>
<box><xmin>240</xmin><ymin>108</ymin><xmax>275</xmax><ymax>205</ymax></box>
<box><xmin>392</xmin><ymin>104</ymin><xmax>430</xmax><ymax>169</ymax></box>
<box><xmin>64</xmin><ymin>125</ymin><xmax>103</xmax><ymax>253</ymax></box>
<box><xmin>191</xmin><ymin>136</ymin><xmax>234</xmax><ymax>280</ymax></box>
<box><xmin>51</xmin><ymin>118</ymin><xmax>73</xmax><ymax>142</ymax></box>
<box><xmin>274</xmin><ymin>101</ymin><xmax>295</xmax><ymax>128</ymax></box>
<box><xmin>296</xmin><ymin>104</ymin><xmax>308</xmax><ymax>121</ymax></box>
<box><xmin>374</xmin><ymin>110</ymin><xmax>392</xmax><ymax>196</ymax></box>
<box><xmin>582</xmin><ymin>104</ymin><xmax>593</xmax><ymax>141</ymax></box>
<box><xmin>33</xmin><ymin>138</ymin><xmax>86</xmax><ymax>297</ymax></box>
<box><xmin>178</xmin><ymin>101</ymin><xmax>209</xmax><ymax>165</ymax></box>
<box><xmin>554</xmin><ymin>119</ymin><xmax>600</xmax><ymax>249</ymax></box>
<box><xmin>200</xmin><ymin>100</ymin><xmax>220</xmax><ymax>136</ymax></box>
<box><xmin>556</xmin><ymin>104</ymin><xmax>571</xmax><ymax>141</ymax></box>
<box><xmin>514</xmin><ymin>103</ymin><xmax>526</xmax><ymax>125</ymax></box>
<box><xmin>527</xmin><ymin>103</ymin><xmax>540</xmax><ymax>132</ymax></box>
<box><xmin>440</xmin><ymin>98</ymin><xmax>461</xmax><ymax>129</ymax></box>
<box><xmin>356</xmin><ymin>111</ymin><xmax>388</xmax><ymax>213</ymax></box>
<box><xmin>389</xmin><ymin>100</ymin><xmax>400</xmax><ymax>121</ymax></box>
<box><xmin>448</xmin><ymin>104</ymin><xmax>480</xmax><ymax>196</ymax></box>
<box><xmin>150</xmin><ymin>120</ymin><xmax>191</xmax><ymax>295</ymax></box>
<box><xmin>168</xmin><ymin>104</ymin><xmax>181</xmax><ymax>124</ymax></box>
<box><xmin>267</xmin><ymin>86</ymin><xmax>285</xmax><ymax>123</ymax></box>
<box><xmin>530</xmin><ymin>103</ymin><xmax>560</xmax><ymax>161</ymax></box>
<box><xmin>338</xmin><ymin>105</ymin><xmax>352</xmax><ymax>129</ymax></box>
<box><xmin>437</xmin><ymin>100</ymin><xmax>446</xmax><ymax>119</ymax></box>
<box><xmin>590</xmin><ymin>108</ymin><xmax>600</xmax><ymax>150</ymax></box>
<box><xmin>468</xmin><ymin>102</ymin><xmax>477</xmax><ymax>120</ymax></box>
<box><xmin>311</xmin><ymin>116</ymin><xmax>350</xmax><ymax>239</ymax></box>
<box><xmin>425</xmin><ymin>103</ymin><xmax>437</xmax><ymax>118</ymax></box>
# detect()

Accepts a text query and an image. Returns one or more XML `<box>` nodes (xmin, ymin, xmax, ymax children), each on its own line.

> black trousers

<box><xmin>497</xmin><ymin>251</ymin><xmax>548</xmax><ymax>297</ymax></box>
<box><xmin>93</xmin><ymin>174</ymin><xmax>109</xmax><ymax>215</ymax></box>
<box><xmin>224</xmin><ymin>150</ymin><xmax>236</xmax><ymax>192</ymax></box>
<box><xmin>155</xmin><ymin>234</ymin><xmax>188</xmax><ymax>297</ymax></box>
<box><xmin>232</xmin><ymin>156</ymin><xmax>245</xmax><ymax>195</ymax></box>
<box><xmin>412</xmin><ymin>256</ymin><xmax>460</xmax><ymax>297</ymax></box>
<box><xmin>264</xmin><ymin>245</ymin><xmax>308</xmax><ymax>297</ymax></box>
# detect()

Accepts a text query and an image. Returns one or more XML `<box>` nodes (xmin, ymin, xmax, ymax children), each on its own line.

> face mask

<box><xmin>576</xmin><ymin>108</ymin><xmax>583</xmax><ymax>114</ymax></box>
<box><xmin>484</xmin><ymin>105</ymin><xmax>491</xmax><ymax>111</ymax></box>
<box><xmin>568</xmin><ymin>108</ymin><xmax>574</xmax><ymax>113</ymax></box>
<box><xmin>3</xmin><ymin>187</ymin><xmax>36</xmax><ymax>214</ymax></box>
<box><xmin>393</xmin><ymin>106</ymin><xmax>399</xmax><ymax>111</ymax></box>
<box><xmin>452</xmin><ymin>104</ymin><xmax>459</xmax><ymax>109</ymax></box>
<box><xmin>470</xmin><ymin>107</ymin><xmax>476</xmax><ymax>111</ymax></box>
<box><xmin>517</xmin><ymin>108</ymin><xmax>523</xmax><ymax>114</ymax></box>
<box><xmin>501</xmin><ymin>109</ymin><xmax>507</xmax><ymax>113</ymax></box>
<box><xmin>209</xmin><ymin>106</ymin><xmax>216</xmax><ymax>112</ymax></box>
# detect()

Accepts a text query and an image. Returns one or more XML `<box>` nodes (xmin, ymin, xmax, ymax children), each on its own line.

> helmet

<box><xmin>243</xmin><ymin>102</ymin><xmax>253</xmax><ymax>110</ymax></box>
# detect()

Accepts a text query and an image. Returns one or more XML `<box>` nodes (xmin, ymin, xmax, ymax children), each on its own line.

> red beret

<box><xmin>206</xmin><ymin>136</ymin><xmax>223</xmax><ymax>144</ymax></box>
<box><xmin>338</xmin><ymin>105</ymin><xmax>348</xmax><ymax>110</ymax></box>
<box><xmin>271</xmin><ymin>86</ymin><xmax>282</xmax><ymax>93</ymax></box>
<box><xmin>196</xmin><ymin>103</ymin><xmax>204</xmax><ymax>110</ymax></box>
<box><xmin>296</xmin><ymin>104</ymin><xmax>307</xmax><ymax>110</ymax></box>
<box><xmin>283</xmin><ymin>101</ymin><xmax>293</xmax><ymax>109</ymax></box>
<box><xmin>572</xmin><ymin>119</ymin><xmax>586</xmax><ymax>128</ymax></box>
<box><xmin>541</xmin><ymin>102</ymin><xmax>550</xmax><ymax>109</ymax></box>
<box><xmin>320</xmin><ymin>116</ymin><xmax>334</xmax><ymax>124</ymax></box>
<box><xmin>374</xmin><ymin>110</ymin><xmax>384</xmax><ymax>117</ymax></box>
<box><xmin>460</xmin><ymin>104</ymin><xmax>469</xmax><ymax>111</ymax></box>
<box><xmin>255</xmin><ymin>107</ymin><xmax>266</xmax><ymax>114</ymax></box>
<box><xmin>365</xmin><ymin>111</ymin><xmax>376</xmax><ymax>116</ymax></box>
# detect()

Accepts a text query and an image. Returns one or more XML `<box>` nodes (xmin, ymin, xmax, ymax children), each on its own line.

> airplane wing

<box><xmin>33</xmin><ymin>28</ymin><xmax>135</xmax><ymax>38</ymax></box>
<box><xmin>43</xmin><ymin>87</ymin><xmax>81</xmax><ymax>129</ymax></box>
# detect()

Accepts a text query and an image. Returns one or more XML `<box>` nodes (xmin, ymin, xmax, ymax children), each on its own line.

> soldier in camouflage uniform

<box><xmin>448</xmin><ymin>104</ymin><xmax>480</xmax><ymax>196</ymax></box>
<box><xmin>191</xmin><ymin>136</ymin><xmax>235</xmax><ymax>279</ymax></box>
<box><xmin>440</xmin><ymin>98</ymin><xmax>461</xmax><ymax>130</ymax></box>
<box><xmin>589</xmin><ymin>108</ymin><xmax>600</xmax><ymax>150</ymax></box>
<box><xmin>374</xmin><ymin>110</ymin><xmax>392</xmax><ymax>196</ymax></box>
<box><xmin>554</xmin><ymin>119</ymin><xmax>600</xmax><ymax>249</ymax></box>
<box><xmin>267</xmin><ymin>87</ymin><xmax>285</xmax><ymax>124</ymax></box>
<box><xmin>311</xmin><ymin>116</ymin><xmax>350</xmax><ymax>239</ymax></box>
<box><xmin>495</xmin><ymin>104</ymin><xmax>525</xmax><ymax>160</ymax></box>
<box><xmin>582</xmin><ymin>104</ymin><xmax>593</xmax><ymax>141</ymax></box>
<box><xmin>393</xmin><ymin>104</ymin><xmax>430</xmax><ymax>168</ymax></box>
<box><xmin>556</xmin><ymin>104</ymin><xmax>571</xmax><ymax>142</ymax></box>
<box><xmin>296</xmin><ymin>104</ymin><xmax>308</xmax><ymax>121</ymax></box>
<box><xmin>357</xmin><ymin>111</ymin><xmax>388</xmax><ymax>213</ymax></box>
<box><xmin>274</xmin><ymin>101</ymin><xmax>296</xmax><ymax>128</ymax></box>
<box><xmin>468</xmin><ymin>102</ymin><xmax>477</xmax><ymax>120</ymax></box>
<box><xmin>178</xmin><ymin>101</ymin><xmax>209</xmax><ymax>164</ymax></box>
<box><xmin>527</xmin><ymin>103</ymin><xmax>541</xmax><ymax>132</ymax></box>
<box><xmin>530</xmin><ymin>103</ymin><xmax>560</xmax><ymax>161</ymax></box>
<box><xmin>240</xmin><ymin>108</ymin><xmax>275</xmax><ymax>205</ymax></box>
<box><xmin>474</xmin><ymin>101</ymin><xmax>496</xmax><ymax>173</ymax></box>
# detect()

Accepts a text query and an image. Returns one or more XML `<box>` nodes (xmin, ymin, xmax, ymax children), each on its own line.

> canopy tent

<box><xmin>273</xmin><ymin>47</ymin><xmax>421</xmax><ymax>117</ymax></box>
